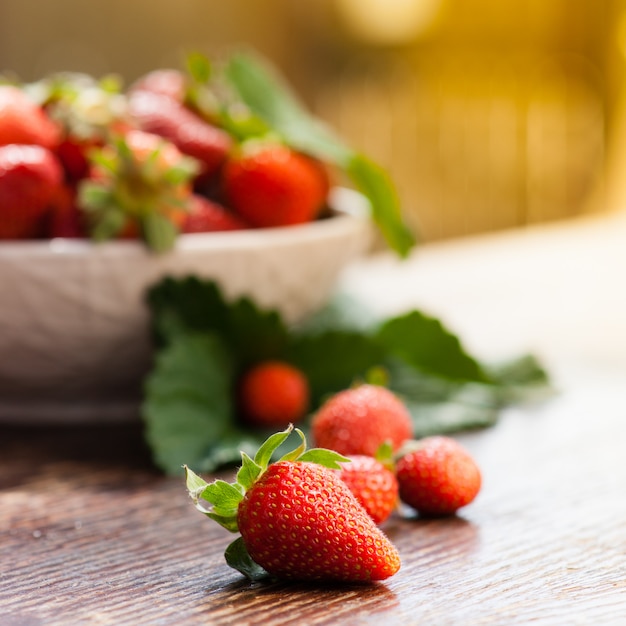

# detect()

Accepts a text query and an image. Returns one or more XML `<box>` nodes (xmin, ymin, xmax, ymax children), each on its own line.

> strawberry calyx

<box><xmin>78</xmin><ymin>131</ymin><xmax>199</xmax><ymax>252</ymax></box>
<box><xmin>186</xmin><ymin>424</ymin><xmax>349</xmax><ymax>531</ymax></box>
<box><xmin>185</xmin><ymin>424</ymin><xmax>350</xmax><ymax>579</ymax></box>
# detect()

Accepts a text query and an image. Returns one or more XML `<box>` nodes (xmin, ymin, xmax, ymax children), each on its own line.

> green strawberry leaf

<box><xmin>142</xmin><ymin>212</ymin><xmax>179</xmax><ymax>253</ymax></box>
<box><xmin>376</xmin><ymin>310</ymin><xmax>490</xmax><ymax>383</ymax></box>
<box><xmin>384</xmin><ymin>357</ymin><xmax>500</xmax><ymax>436</ymax></box>
<box><xmin>200</xmin><ymin>479</ymin><xmax>244</xmax><ymax>510</ymax></box>
<box><xmin>253</xmin><ymin>426</ymin><xmax>296</xmax><ymax>469</ymax></box>
<box><xmin>146</xmin><ymin>276</ymin><xmax>290</xmax><ymax>364</ymax></box>
<box><xmin>221</xmin><ymin>50</ymin><xmax>415</xmax><ymax>257</ymax></box>
<box><xmin>345</xmin><ymin>154</ymin><xmax>415</xmax><ymax>257</ymax></box>
<box><xmin>223</xmin><ymin>50</ymin><xmax>352</xmax><ymax>165</ymax></box>
<box><xmin>225</xmin><ymin>537</ymin><xmax>270</xmax><ymax>581</ymax></box>
<box><xmin>142</xmin><ymin>332</ymin><xmax>235</xmax><ymax>475</ymax></box>
<box><xmin>297</xmin><ymin>448</ymin><xmax>351</xmax><ymax>469</ymax></box>
<box><xmin>288</xmin><ymin>331</ymin><xmax>386</xmax><ymax>406</ymax></box>
<box><xmin>484</xmin><ymin>353</ymin><xmax>553</xmax><ymax>403</ymax></box>
<box><xmin>144</xmin><ymin>278</ymin><xmax>552</xmax><ymax>475</ymax></box>
<box><xmin>236</xmin><ymin>453</ymin><xmax>263</xmax><ymax>491</ymax></box>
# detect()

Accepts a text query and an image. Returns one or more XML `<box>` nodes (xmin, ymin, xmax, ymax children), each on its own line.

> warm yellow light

<box><xmin>335</xmin><ymin>0</ymin><xmax>443</xmax><ymax>45</ymax></box>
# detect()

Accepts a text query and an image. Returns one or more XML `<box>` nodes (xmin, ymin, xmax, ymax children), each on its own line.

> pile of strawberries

<box><xmin>0</xmin><ymin>68</ymin><xmax>330</xmax><ymax>248</ymax></box>
<box><xmin>189</xmin><ymin>362</ymin><xmax>483</xmax><ymax>585</ymax></box>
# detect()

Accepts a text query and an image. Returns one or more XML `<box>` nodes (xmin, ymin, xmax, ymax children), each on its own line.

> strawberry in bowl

<box><xmin>0</xmin><ymin>50</ymin><xmax>414</xmax><ymax>424</ymax></box>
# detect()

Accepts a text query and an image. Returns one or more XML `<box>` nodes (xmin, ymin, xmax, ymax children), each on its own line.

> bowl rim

<box><xmin>0</xmin><ymin>187</ymin><xmax>370</xmax><ymax>258</ymax></box>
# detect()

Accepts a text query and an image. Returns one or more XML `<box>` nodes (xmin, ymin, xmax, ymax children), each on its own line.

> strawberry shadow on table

<box><xmin>209</xmin><ymin>576</ymin><xmax>399</xmax><ymax>622</ymax></box>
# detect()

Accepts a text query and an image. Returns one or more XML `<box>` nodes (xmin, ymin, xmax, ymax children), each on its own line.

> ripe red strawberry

<box><xmin>45</xmin><ymin>183</ymin><xmax>86</xmax><ymax>238</ymax></box>
<box><xmin>128</xmin><ymin>69</ymin><xmax>187</xmax><ymax>103</ymax></box>
<box><xmin>128</xmin><ymin>90</ymin><xmax>231</xmax><ymax>179</ymax></box>
<box><xmin>337</xmin><ymin>455</ymin><xmax>399</xmax><ymax>525</ymax></box>
<box><xmin>0</xmin><ymin>144</ymin><xmax>63</xmax><ymax>239</ymax></box>
<box><xmin>186</xmin><ymin>426</ymin><xmax>401</xmax><ymax>583</ymax></box>
<box><xmin>237</xmin><ymin>360</ymin><xmax>309</xmax><ymax>428</ymax></box>
<box><xmin>395</xmin><ymin>436</ymin><xmax>482</xmax><ymax>517</ymax></box>
<box><xmin>311</xmin><ymin>384</ymin><xmax>413</xmax><ymax>457</ymax></box>
<box><xmin>182</xmin><ymin>194</ymin><xmax>248</xmax><ymax>234</ymax></box>
<box><xmin>222</xmin><ymin>144</ymin><xmax>329</xmax><ymax>228</ymax></box>
<box><xmin>0</xmin><ymin>85</ymin><xmax>61</xmax><ymax>150</ymax></box>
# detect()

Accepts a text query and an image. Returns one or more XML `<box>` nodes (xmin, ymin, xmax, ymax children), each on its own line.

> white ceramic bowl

<box><xmin>0</xmin><ymin>188</ymin><xmax>372</xmax><ymax>424</ymax></box>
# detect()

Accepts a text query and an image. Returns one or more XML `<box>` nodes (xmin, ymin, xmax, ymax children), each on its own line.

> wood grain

<box><xmin>1</xmin><ymin>364</ymin><xmax>625</xmax><ymax>625</ymax></box>
<box><xmin>4</xmin><ymin>216</ymin><xmax>626</xmax><ymax>625</ymax></box>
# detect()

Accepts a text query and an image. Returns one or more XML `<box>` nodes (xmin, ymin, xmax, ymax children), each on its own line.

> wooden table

<box><xmin>3</xmin><ymin>212</ymin><xmax>626</xmax><ymax>625</ymax></box>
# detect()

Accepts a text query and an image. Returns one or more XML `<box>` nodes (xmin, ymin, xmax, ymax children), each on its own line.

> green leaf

<box><xmin>277</xmin><ymin>428</ymin><xmax>307</xmax><ymax>462</ymax></box>
<box><xmin>253</xmin><ymin>425</ymin><xmax>294</xmax><ymax>469</ymax></box>
<box><xmin>200</xmin><ymin>479</ymin><xmax>244</xmax><ymax>518</ymax></box>
<box><xmin>289</xmin><ymin>331</ymin><xmax>386</xmax><ymax>406</ymax></box>
<box><xmin>236</xmin><ymin>453</ymin><xmax>263</xmax><ymax>491</ymax></box>
<box><xmin>222</xmin><ymin>50</ymin><xmax>415</xmax><ymax>257</ymax></box>
<box><xmin>223</xmin><ymin>51</ymin><xmax>352</xmax><ymax>165</ymax></box>
<box><xmin>185</xmin><ymin>465</ymin><xmax>209</xmax><ymax>494</ymax></box>
<box><xmin>483</xmin><ymin>353</ymin><xmax>553</xmax><ymax>402</ymax></box>
<box><xmin>142</xmin><ymin>332</ymin><xmax>234</xmax><ymax>475</ymax></box>
<box><xmin>377</xmin><ymin>310</ymin><xmax>490</xmax><ymax>383</ymax></box>
<box><xmin>142</xmin><ymin>212</ymin><xmax>179</xmax><ymax>253</ymax></box>
<box><xmin>385</xmin><ymin>357</ymin><xmax>500</xmax><ymax>437</ymax></box>
<box><xmin>224</xmin><ymin>536</ymin><xmax>270</xmax><ymax>581</ymax></box>
<box><xmin>146</xmin><ymin>276</ymin><xmax>290</xmax><ymax>362</ymax></box>
<box><xmin>186</xmin><ymin>51</ymin><xmax>212</xmax><ymax>84</ymax></box>
<box><xmin>206</xmin><ymin>512</ymin><xmax>240</xmax><ymax>533</ymax></box>
<box><xmin>297</xmin><ymin>448</ymin><xmax>351</xmax><ymax>469</ymax></box>
<box><xmin>346</xmin><ymin>154</ymin><xmax>415</xmax><ymax>258</ymax></box>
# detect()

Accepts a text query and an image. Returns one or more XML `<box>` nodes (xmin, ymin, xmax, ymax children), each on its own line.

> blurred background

<box><xmin>2</xmin><ymin>0</ymin><xmax>625</xmax><ymax>241</ymax></box>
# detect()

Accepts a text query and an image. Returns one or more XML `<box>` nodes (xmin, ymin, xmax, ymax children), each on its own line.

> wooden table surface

<box><xmin>3</xmin><ymin>212</ymin><xmax>626</xmax><ymax>625</ymax></box>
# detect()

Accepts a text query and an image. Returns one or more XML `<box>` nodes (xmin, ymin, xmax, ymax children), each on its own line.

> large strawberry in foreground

<box><xmin>186</xmin><ymin>425</ymin><xmax>401</xmax><ymax>583</ymax></box>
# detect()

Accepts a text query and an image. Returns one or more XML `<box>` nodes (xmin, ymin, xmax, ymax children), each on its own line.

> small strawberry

<box><xmin>337</xmin><ymin>452</ymin><xmax>399</xmax><ymax>525</ymax></box>
<box><xmin>311</xmin><ymin>384</ymin><xmax>413</xmax><ymax>457</ymax></box>
<box><xmin>0</xmin><ymin>85</ymin><xmax>61</xmax><ymax>150</ymax></box>
<box><xmin>237</xmin><ymin>361</ymin><xmax>309</xmax><ymax>429</ymax></box>
<box><xmin>222</xmin><ymin>144</ymin><xmax>329</xmax><ymax>228</ymax></box>
<box><xmin>78</xmin><ymin>129</ymin><xmax>198</xmax><ymax>251</ymax></box>
<box><xmin>186</xmin><ymin>425</ymin><xmax>401</xmax><ymax>583</ymax></box>
<box><xmin>182</xmin><ymin>194</ymin><xmax>248</xmax><ymax>234</ymax></box>
<box><xmin>128</xmin><ymin>90</ymin><xmax>231</xmax><ymax>179</ymax></box>
<box><xmin>128</xmin><ymin>68</ymin><xmax>188</xmax><ymax>103</ymax></box>
<box><xmin>0</xmin><ymin>144</ymin><xmax>63</xmax><ymax>239</ymax></box>
<box><xmin>395</xmin><ymin>436</ymin><xmax>482</xmax><ymax>517</ymax></box>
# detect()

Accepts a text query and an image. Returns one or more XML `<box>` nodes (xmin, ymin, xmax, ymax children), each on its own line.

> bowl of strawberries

<box><xmin>0</xmin><ymin>51</ymin><xmax>413</xmax><ymax>423</ymax></box>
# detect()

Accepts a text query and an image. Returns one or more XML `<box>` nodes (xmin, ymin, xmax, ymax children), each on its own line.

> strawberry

<box><xmin>40</xmin><ymin>74</ymin><xmax>129</xmax><ymax>183</ymax></box>
<box><xmin>128</xmin><ymin>69</ymin><xmax>187</xmax><ymax>103</ymax></box>
<box><xmin>222</xmin><ymin>144</ymin><xmax>329</xmax><ymax>228</ymax></box>
<box><xmin>0</xmin><ymin>144</ymin><xmax>63</xmax><ymax>239</ymax></box>
<box><xmin>182</xmin><ymin>194</ymin><xmax>248</xmax><ymax>234</ymax></box>
<box><xmin>78</xmin><ymin>130</ymin><xmax>198</xmax><ymax>251</ymax></box>
<box><xmin>186</xmin><ymin>426</ymin><xmax>401</xmax><ymax>583</ymax></box>
<box><xmin>337</xmin><ymin>454</ymin><xmax>399</xmax><ymax>525</ymax></box>
<box><xmin>395</xmin><ymin>436</ymin><xmax>482</xmax><ymax>517</ymax></box>
<box><xmin>44</xmin><ymin>183</ymin><xmax>86</xmax><ymax>238</ymax></box>
<box><xmin>237</xmin><ymin>361</ymin><xmax>309</xmax><ymax>428</ymax></box>
<box><xmin>0</xmin><ymin>85</ymin><xmax>61</xmax><ymax>150</ymax></box>
<box><xmin>311</xmin><ymin>384</ymin><xmax>413</xmax><ymax>457</ymax></box>
<box><xmin>127</xmin><ymin>90</ymin><xmax>231</xmax><ymax>179</ymax></box>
